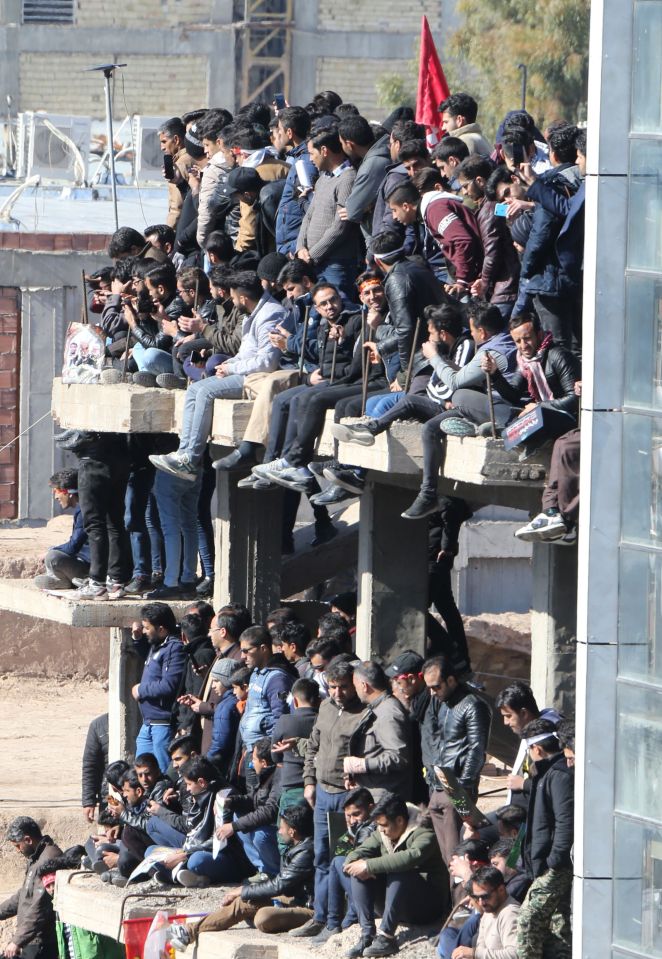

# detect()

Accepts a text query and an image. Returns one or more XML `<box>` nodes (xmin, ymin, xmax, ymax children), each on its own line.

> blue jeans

<box><xmin>365</xmin><ymin>392</ymin><xmax>404</xmax><ymax>418</ymax></box>
<box><xmin>124</xmin><ymin>465</ymin><xmax>155</xmax><ymax>578</ymax></box>
<box><xmin>327</xmin><ymin>855</ymin><xmax>357</xmax><ymax>929</ymax></box>
<box><xmin>236</xmin><ymin>822</ymin><xmax>281</xmax><ymax>877</ymax></box>
<box><xmin>318</xmin><ymin>260</ymin><xmax>359</xmax><ymax>303</ymax></box>
<box><xmin>135</xmin><ymin>722</ymin><xmax>173</xmax><ymax>772</ymax></box>
<box><xmin>146</xmin><ymin>816</ymin><xmax>186</xmax><ymax>848</ymax></box>
<box><xmin>178</xmin><ymin>374</ymin><xmax>245</xmax><ymax>465</ymax></box>
<box><xmin>313</xmin><ymin>786</ymin><xmax>349</xmax><ymax>923</ymax></box>
<box><xmin>197</xmin><ymin>459</ymin><xmax>215</xmax><ymax>578</ymax></box>
<box><xmin>146</xmin><ymin>492</ymin><xmax>164</xmax><ymax>575</ymax></box>
<box><xmin>184</xmin><ymin>353</ymin><xmax>229</xmax><ymax>381</ymax></box>
<box><xmin>132</xmin><ymin>342</ymin><xmax>174</xmax><ymax>375</ymax></box>
<box><xmin>153</xmin><ymin>469</ymin><xmax>202</xmax><ymax>587</ymax></box>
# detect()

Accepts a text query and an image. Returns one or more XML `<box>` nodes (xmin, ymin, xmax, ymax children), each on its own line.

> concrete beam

<box><xmin>108</xmin><ymin>627</ymin><xmax>142</xmax><ymax>762</ymax></box>
<box><xmin>52</xmin><ymin>378</ymin><xmax>177</xmax><ymax>433</ymax></box>
<box><xmin>281</xmin><ymin>503</ymin><xmax>359</xmax><ymax>598</ymax></box>
<box><xmin>530</xmin><ymin>542</ymin><xmax>578</xmax><ymax>715</ymax></box>
<box><xmin>0</xmin><ymin>579</ymin><xmax>191</xmax><ymax>627</ymax></box>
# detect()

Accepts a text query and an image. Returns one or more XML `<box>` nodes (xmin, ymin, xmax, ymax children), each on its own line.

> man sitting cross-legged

<box><xmin>150</xmin><ymin>270</ymin><xmax>287</xmax><ymax>482</ymax></box>
<box><xmin>169</xmin><ymin>802</ymin><xmax>316</xmax><ymax>949</ymax></box>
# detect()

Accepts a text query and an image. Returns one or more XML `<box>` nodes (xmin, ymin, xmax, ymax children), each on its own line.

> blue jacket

<box><xmin>207</xmin><ymin>688</ymin><xmax>240</xmax><ymax>771</ymax></box>
<box><xmin>55</xmin><ymin>505</ymin><xmax>90</xmax><ymax>564</ymax></box>
<box><xmin>276</xmin><ymin>142</ymin><xmax>318</xmax><ymax>255</ymax></box>
<box><xmin>240</xmin><ymin>664</ymin><xmax>293</xmax><ymax>748</ymax></box>
<box><xmin>527</xmin><ymin>178</ymin><xmax>584</xmax><ymax>291</ymax></box>
<box><xmin>137</xmin><ymin>635</ymin><xmax>187</xmax><ymax>724</ymax></box>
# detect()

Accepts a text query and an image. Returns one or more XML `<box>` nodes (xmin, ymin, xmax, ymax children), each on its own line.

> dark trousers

<box><xmin>351</xmin><ymin>870</ymin><xmax>439</xmax><ymax>937</ymax></box>
<box><xmin>428</xmin><ymin>554</ymin><xmax>470</xmax><ymax>671</ymax></box>
<box><xmin>197</xmin><ymin>456</ymin><xmax>216</xmax><ymax>577</ymax></box>
<box><xmin>286</xmin><ymin>379</ymin><xmax>388</xmax><ymax>467</ymax></box>
<box><xmin>328</xmin><ymin>855</ymin><xmax>357</xmax><ymax>928</ymax></box>
<box><xmin>373</xmin><ymin>393</ymin><xmax>441</xmax><ymax>433</ymax></box>
<box><xmin>78</xmin><ymin>457</ymin><xmax>132</xmax><ymax>582</ymax></box>
<box><xmin>534</xmin><ymin>293</ymin><xmax>582</xmax><ymax>356</ymax></box>
<box><xmin>313</xmin><ymin>786</ymin><xmax>349</xmax><ymax>923</ymax></box>
<box><xmin>542</xmin><ymin>428</ymin><xmax>580</xmax><ymax>522</ymax></box>
<box><xmin>118</xmin><ymin>824</ymin><xmax>151</xmax><ymax>877</ymax></box>
<box><xmin>124</xmin><ymin>464</ymin><xmax>155</xmax><ymax>579</ymax></box>
<box><xmin>264</xmin><ymin>383</ymin><xmax>315</xmax><ymax>461</ymax></box>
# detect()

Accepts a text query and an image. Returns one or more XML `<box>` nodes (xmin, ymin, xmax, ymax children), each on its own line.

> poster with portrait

<box><xmin>62</xmin><ymin>322</ymin><xmax>105</xmax><ymax>384</ymax></box>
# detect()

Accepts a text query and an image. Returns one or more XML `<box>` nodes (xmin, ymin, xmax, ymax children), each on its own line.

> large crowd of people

<box><xmin>0</xmin><ymin>598</ymin><xmax>576</xmax><ymax>959</ymax></box>
<box><xmin>14</xmin><ymin>84</ymin><xmax>585</xmax><ymax>959</ymax></box>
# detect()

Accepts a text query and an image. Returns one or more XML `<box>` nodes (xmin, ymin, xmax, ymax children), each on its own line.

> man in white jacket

<box><xmin>151</xmin><ymin>272</ymin><xmax>286</xmax><ymax>481</ymax></box>
<box><xmin>196</xmin><ymin>110</ymin><xmax>235</xmax><ymax>249</ymax></box>
<box><xmin>452</xmin><ymin>865</ymin><xmax>520</xmax><ymax>959</ymax></box>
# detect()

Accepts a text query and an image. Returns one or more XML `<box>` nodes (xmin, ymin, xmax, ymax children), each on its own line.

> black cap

<box><xmin>384</xmin><ymin>650</ymin><xmax>425</xmax><ymax>679</ymax></box>
<box><xmin>257</xmin><ymin>252</ymin><xmax>289</xmax><ymax>283</ymax></box>
<box><xmin>227</xmin><ymin>166</ymin><xmax>265</xmax><ymax>194</ymax></box>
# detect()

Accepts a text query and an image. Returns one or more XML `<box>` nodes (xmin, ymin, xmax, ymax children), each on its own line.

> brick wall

<box><xmin>18</xmin><ymin>53</ymin><xmax>209</xmax><ymax>119</ymax></box>
<box><xmin>0</xmin><ymin>289</ymin><xmax>20</xmax><ymax>519</ymax></box>
<box><xmin>318</xmin><ymin>0</ymin><xmax>441</xmax><ymax>31</ymax></box>
<box><xmin>76</xmin><ymin>0</ymin><xmax>212</xmax><ymax>28</ymax></box>
<box><xmin>316</xmin><ymin>57</ymin><xmax>414</xmax><ymax>116</ymax></box>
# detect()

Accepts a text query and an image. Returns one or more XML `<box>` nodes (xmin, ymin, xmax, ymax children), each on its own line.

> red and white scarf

<box><xmin>517</xmin><ymin>332</ymin><xmax>554</xmax><ymax>402</ymax></box>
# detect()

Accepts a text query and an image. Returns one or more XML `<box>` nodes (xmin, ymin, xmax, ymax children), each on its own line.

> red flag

<box><xmin>416</xmin><ymin>15</ymin><xmax>450</xmax><ymax>148</ymax></box>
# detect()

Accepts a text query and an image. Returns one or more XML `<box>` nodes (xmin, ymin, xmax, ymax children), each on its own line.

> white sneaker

<box><xmin>515</xmin><ymin>510</ymin><xmax>568</xmax><ymax>542</ymax></box>
<box><xmin>76</xmin><ymin>579</ymin><xmax>108</xmax><ymax>600</ymax></box>
<box><xmin>252</xmin><ymin>457</ymin><xmax>289</xmax><ymax>480</ymax></box>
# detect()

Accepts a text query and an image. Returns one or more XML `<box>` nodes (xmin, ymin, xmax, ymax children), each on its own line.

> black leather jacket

<box><xmin>240</xmin><ymin>836</ymin><xmax>314</xmax><ymax>904</ymax></box>
<box><xmin>383</xmin><ymin>257</ymin><xmax>445</xmax><ymax>382</ymax></box>
<box><xmin>490</xmin><ymin>344</ymin><xmax>580</xmax><ymax>418</ymax></box>
<box><xmin>421</xmin><ymin>686</ymin><xmax>491</xmax><ymax>791</ymax></box>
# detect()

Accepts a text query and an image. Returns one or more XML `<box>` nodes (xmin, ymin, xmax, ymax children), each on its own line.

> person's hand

<box><xmin>268</xmin><ymin>330</ymin><xmax>288</xmax><ymax>351</ymax></box>
<box><xmin>215</xmin><ymin>823</ymin><xmax>235</xmax><ymax>842</ymax></box>
<box><xmin>507</xmin><ymin>774</ymin><xmax>525</xmax><ymax>791</ymax></box>
<box><xmin>445</xmin><ymin>282</ymin><xmax>466</xmax><ymax>298</ymax></box>
<box><xmin>470</xmin><ymin>277</ymin><xmax>486</xmax><ymax>297</ymax></box>
<box><xmin>179</xmin><ymin>314</ymin><xmax>205</xmax><ymax>334</ymax></box>
<box><xmin>364</xmin><ymin>342</ymin><xmax>380</xmax><ymax>365</ymax></box>
<box><xmin>437</xmin><ymin>548</ymin><xmax>454</xmax><ymax>563</ymax></box>
<box><xmin>343</xmin><ymin>756</ymin><xmax>367</xmax><ymax>776</ymax></box>
<box><xmin>111</xmin><ymin>278</ymin><xmax>132</xmax><ymax>296</ymax></box>
<box><xmin>162</xmin><ymin>851</ymin><xmax>187</xmax><ymax>870</ymax></box>
<box><xmin>271</xmin><ymin>738</ymin><xmax>297</xmax><ymax>753</ymax></box>
<box><xmin>304</xmin><ymin>784</ymin><xmax>316</xmax><ymax>808</ymax></box>
<box><xmin>451</xmin><ymin>946</ymin><xmax>475</xmax><ymax>959</ymax></box>
<box><xmin>221</xmin><ymin>887</ymin><xmax>242</xmax><ymax>906</ymax></box>
<box><xmin>366</xmin><ymin>308</ymin><xmax>383</xmax><ymax>331</ymax></box>
<box><xmin>131</xmin><ymin>683</ymin><xmax>140</xmax><ymax>701</ymax></box>
<box><xmin>296</xmin><ymin>248</ymin><xmax>312</xmax><ymax>263</ymax></box>
<box><xmin>161</xmin><ymin>788</ymin><xmax>178</xmax><ymax>806</ymax></box>
<box><xmin>131</xmin><ymin>621</ymin><xmax>143</xmax><ymax>642</ymax></box>
<box><xmin>123</xmin><ymin>302</ymin><xmax>137</xmax><ymax>328</ymax></box>
<box><xmin>188</xmin><ymin>696</ymin><xmax>203</xmax><ymax>713</ymax></box>
<box><xmin>517</xmin><ymin>162</ymin><xmax>536</xmax><ymax>186</ymax></box>
<box><xmin>82</xmin><ymin>806</ymin><xmax>96</xmax><ymax>823</ymax></box>
<box><xmin>506</xmin><ymin>197</ymin><xmax>535</xmax><ymax>219</ymax></box>
<box><xmin>480</xmin><ymin>353</ymin><xmax>498</xmax><ymax>375</ymax></box>
<box><xmin>161</xmin><ymin>318</ymin><xmax>179</xmax><ymax>338</ymax></box>
<box><xmin>344</xmin><ymin>859</ymin><xmax>370</xmax><ymax>879</ymax></box>
<box><xmin>327</xmin><ymin>324</ymin><xmax>342</xmax><ymax>341</ymax></box>
<box><xmin>147</xmin><ymin>800</ymin><xmax>163</xmax><ymax>815</ymax></box>
<box><xmin>5</xmin><ymin>942</ymin><xmax>20</xmax><ymax>957</ymax></box>
<box><xmin>337</xmin><ymin>206</ymin><xmax>348</xmax><ymax>221</ymax></box>
<box><xmin>102</xmin><ymin>850</ymin><xmax>119</xmax><ymax>868</ymax></box>
<box><xmin>215</xmin><ymin>363</ymin><xmax>229</xmax><ymax>378</ymax></box>
<box><xmin>389</xmin><ymin>379</ymin><xmax>403</xmax><ymax>393</ymax></box>
<box><xmin>105</xmin><ymin>825</ymin><xmax>120</xmax><ymax>842</ymax></box>
<box><xmin>517</xmin><ymin>402</ymin><xmax>539</xmax><ymax>418</ymax></box>
<box><xmin>309</xmin><ymin>369</ymin><xmax>325</xmax><ymax>385</ymax></box>
<box><xmin>574</xmin><ymin>380</ymin><xmax>582</xmax><ymax>396</ymax></box>
<box><xmin>422</xmin><ymin>339</ymin><xmax>438</xmax><ymax>360</ymax></box>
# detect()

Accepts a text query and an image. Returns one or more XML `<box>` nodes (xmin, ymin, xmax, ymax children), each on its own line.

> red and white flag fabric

<box><xmin>416</xmin><ymin>15</ymin><xmax>450</xmax><ymax>148</ymax></box>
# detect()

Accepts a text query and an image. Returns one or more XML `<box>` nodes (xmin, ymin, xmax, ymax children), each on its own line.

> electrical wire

<box><xmin>0</xmin><ymin>410</ymin><xmax>52</xmax><ymax>455</ymax></box>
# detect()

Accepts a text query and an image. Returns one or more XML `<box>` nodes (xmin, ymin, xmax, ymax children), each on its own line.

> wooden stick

<box><xmin>298</xmin><ymin>305</ymin><xmax>311</xmax><ymax>384</ymax></box>
<box><xmin>404</xmin><ymin>316</ymin><xmax>421</xmax><ymax>393</ymax></box>
<box><xmin>360</xmin><ymin>307</ymin><xmax>369</xmax><ymax>415</ymax></box>
<box><xmin>81</xmin><ymin>270</ymin><xmax>89</xmax><ymax>326</ymax></box>
<box><xmin>193</xmin><ymin>277</ymin><xmax>200</xmax><ymax>315</ymax></box>
<box><xmin>485</xmin><ymin>367</ymin><xmax>498</xmax><ymax>439</ymax></box>
<box><xmin>329</xmin><ymin>337</ymin><xmax>338</xmax><ymax>385</ymax></box>
<box><xmin>122</xmin><ymin>326</ymin><xmax>132</xmax><ymax>379</ymax></box>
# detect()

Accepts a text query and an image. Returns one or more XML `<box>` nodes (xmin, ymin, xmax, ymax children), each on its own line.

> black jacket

<box><xmin>522</xmin><ymin>752</ymin><xmax>574</xmax><ymax>879</ymax></box>
<box><xmin>421</xmin><ymin>685</ymin><xmax>491</xmax><ymax>790</ymax></box>
<box><xmin>383</xmin><ymin>257</ymin><xmax>445</xmax><ymax>382</ymax></box>
<box><xmin>232</xmin><ymin>764</ymin><xmax>282</xmax><ymax>833</ymax></box>
<box><xmin>271</xmin><ymin>707</ymin><xmax>318</xmax><ymax>790</ymax></box>
<box><xmin>81</xmin><ymin>713</ymin><xmax>109</xmax><ymax>809</ymax></box>
<box><xmin>241</xmin><ymin>835</ymin><xmax>315</xmax><ymax>904</ymax></box>
<box><xmin>175</xmin><ymin>634</ymin><xmax>217</xmax><ymax>731</ymax></box>
<box><xmin>490</xmin><ymin>344</ymin><xmax>581</xmax><ymax>419</ymax></box>
<box><xmin>313</xmin><ymin>311</ymin><xmax>361</xmax><ymax>382</ymax></box>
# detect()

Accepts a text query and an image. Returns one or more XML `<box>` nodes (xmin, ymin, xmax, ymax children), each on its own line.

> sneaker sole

<box><xmin>515</xmin><ymin>524</ymin><xmax>568</xmax><ymax>542</ymax></box>
<box><xmin>401</xmin><ymin>502</ymin><xmax>439</xmax><ymax>520</ymax></box>
<box><xmin>268</xmin><ymin>473</ymin><xmax>317</xmax><ymax>494</ymax></box>
<box><xmin>330</xmin><ymin>424</ymin><xmax>375</xmax><ymax>446</ymax></box>
<box><xmin>151</xmin><ymin>458</ymin><xmax>198</xmax><ymax>482</ymax></box>
<box><xmin>323</xmin><ymin>468</ymin><xmax>365</xmax><ymax>495</ymax></box>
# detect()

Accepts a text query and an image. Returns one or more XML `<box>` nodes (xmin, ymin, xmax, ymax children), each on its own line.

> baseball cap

<box><xmin>384</xmin><ymin>650</ymin><xmax>424</xmax><ymax>679</ymax></box>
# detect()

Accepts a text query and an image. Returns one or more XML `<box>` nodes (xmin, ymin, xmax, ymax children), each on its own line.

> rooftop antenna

<box><xmin>85</xmin><ymin>63</ymin><xmax>127</xmax><ymax>230</ymax></box>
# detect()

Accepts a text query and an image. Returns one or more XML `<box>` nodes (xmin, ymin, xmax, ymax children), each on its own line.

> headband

<box><xmin>526</xmin><ymin>731</ymin><xmax>559</xmax><ymax>747</ymax></box>
<box><xmin>41</xmin><ymin>873</ymin><xmax>56</xmax><ymax>888</ymax></box>
<box><xmin>359</xmin><ymin>278</ymin><xmax>383</xmax><ymax>293</ymax></box>
<box><xmin>373</xmin><ymin>243</ymin><xmax>407</xmax><ymax>265</ymax></box>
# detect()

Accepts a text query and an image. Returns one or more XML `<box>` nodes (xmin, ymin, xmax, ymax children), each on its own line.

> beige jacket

<box><xmin>167</xmin><ymin>148</ymin><xmax>195</xmax><ymax>227</ymax></box>
<box><xmin>454</xmin><ymin>122</ymin><xmax>493</xmax><ymax>157</ymax></box>
<box><xmin>474</xmin><ymin>896</ymin><xmax>520</xmax><ymax>959</ymax></box>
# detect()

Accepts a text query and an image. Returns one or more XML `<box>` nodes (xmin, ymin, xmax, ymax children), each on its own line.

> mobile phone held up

<box><xmin>273</xmin><ymin>93</ymin><xmax>286</xmax><ymax>111</ymax></box>
<box><xmin>163</xmin><ymin>153</ymin><xmax>175</xmax><ymax>180</ymax></box>
<box><xmin>494</xmin><ymin>202</ymin><xmax>509</xmax><ymax>217</ymax></box>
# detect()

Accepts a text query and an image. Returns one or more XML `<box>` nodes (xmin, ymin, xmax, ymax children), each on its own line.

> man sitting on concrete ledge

<box><xmin>34</xmin><ymin>469</ymin><xmax>90</xmax><ymax>591</ymax></box>
<box><xmin>169</xmin><ymin>802</ymin><xmax>315</xmax><ymax>948</ymax></box>
<box><xmin>150</xmin><ymin>270</ymin><xmax>287</xmax><ymax>481</ymax></box>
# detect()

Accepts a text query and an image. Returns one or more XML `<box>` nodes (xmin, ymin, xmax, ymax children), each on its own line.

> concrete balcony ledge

<box><xmin>0</xmin><ymin>579</ymin><xmax>192</xmax><ymax>627</ymax></box>
<box><xmin>52</xmin><ymin>378</ymin><xmax>177</xmax><ymax>434</ymax></box>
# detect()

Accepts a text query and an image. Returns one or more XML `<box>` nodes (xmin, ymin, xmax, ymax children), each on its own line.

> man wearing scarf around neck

<box><xmin>480</xmin><ymin>312</ymin><xmax>580</xmax><ymax>458</ymax></box>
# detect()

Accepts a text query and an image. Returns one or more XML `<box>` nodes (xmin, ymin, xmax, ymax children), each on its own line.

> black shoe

<box><xmin>310</xmin><ymin>926</ymin><xmax>342</xmax><ymax>945</ymax></box>
<box><xmin>289</xmin><ymin>919</ymin><xmax>326</xmax><ymax>938</ymax></box>
<box><xmin>346</xmin><ymin>936</ymin><xmax>374</xmax><ymax>958</ymax></box>
<box><xmin>132</xmin><ymin>372</ymin><xmax>158</xmax><ymax>388</ymax></box>
<box><xmin>311</xmin><ymin>523</ymin><xmax>338</xmax><ymax>547</ymax></box>
<box><xmin>324</xmin><ymin>464</ymin><xmax>366</xmax><ymax>495</ymax></box>
<box><xmin>145</xmin><ymin>583</ymin><xmax>183</xmax><ymax>600</ymax></box>
<box><xmin>156</xmin><ymin>373</ymin><xmax>187</xmax><ymax>390</ymax></box>
<box><xmin>151</xmin><ymin>571</ymin><xmax>164</xmax><ymax>587</ymax></box>
<box><xmin>363</xmin><ymin>934</ymin><xmax>398</xmax><ymax>958</ymax></box>
<box><xmin>310</xmin><ymin>484</ymin><xmax>355</xmax><ymax>506</ymax></box>
<box><xmin>282</xmin><ymin>537</ymin><xmax>295</xmax><ymax>556</ymax></box>
<box><xmin>195</xmin><ymin>576</ymin><xmax>214</xmax><ymax>597</ymax></box>
<box><xmin>401</xmin><ymin>491</ymin><xmax>439</xmax><ymax>520</ymax></box>
<box><xmin>309</xmin><ymin>459</ymin><xmax>339</xmax><ymax>479</ymax></box>
<box><xmin>213</xmin><ymin>449</ymin><xmax>257</xmax><ymax>471</ymax></box>
<box><xmin>124</xmin><ymin>575</ymin><xmax>151</xmax><ymax>596</ymax></box>
<box><xmin>179</xmin><ymin>581</ymin><xmax>198</xmax><ymax>599</ymax></box>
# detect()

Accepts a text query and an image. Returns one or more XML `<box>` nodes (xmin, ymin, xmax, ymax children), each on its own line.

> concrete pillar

<box><xmin>108</xmin><ymin>627</ymin><xmax>142</xmax><ymax>762</ymax></box>
<box><xmin>530</xmin><ymin>543</ymin><xmax>577</xmax><ymax>714</ymax></box>
<box><xmin>214</xmin><ymin>472</ymin><xmax>284</xmax><ymax>623</ymax></box>
<box><xmin>355</xmin><ymin>479</ymin><xmax>429</xmax><ymax>662</ymax></box>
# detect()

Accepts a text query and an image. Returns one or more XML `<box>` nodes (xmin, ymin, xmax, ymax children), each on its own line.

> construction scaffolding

<box><xmin>235</xmin><ymin>0</ymin><xmax>293</xmax><ymax>107</ymax></box>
